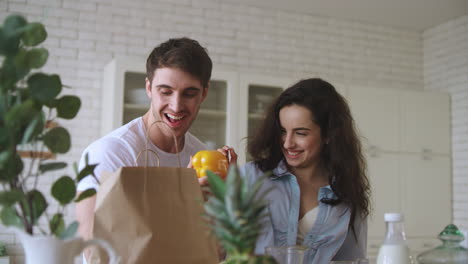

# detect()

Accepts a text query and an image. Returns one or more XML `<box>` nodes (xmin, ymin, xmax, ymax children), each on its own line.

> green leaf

<box><xmin>22</xmin><ymin>190</ymin><xmax>47</xmax><ymax>224</ymax></box>
<box><xmin>27</xmin><ymin>73</ymin><xmax>62</xmax><ymax>103</ymax></box>
<box><xmin>56</xmin><ymin>95</ymin><xmax>81</xmax><ymax>119</ymax></box>
<box><xmin>21</xmin><ymin>22</ymin><xmax>47</xmax><ymax>46</ymax></box>
<box><xmin>59</xmin><ymin>221</ymin><xmax>79</xmax><ymax>239</ymax></box>
<box><xmin>60</xmin><ymin>221</ymin><xmax>79</xmax><ymax>239</ymax></box>
<box><xmin>0</xmin><ymin>28</ymin><xmax>20</xmax><ymax>55</ymax></box>
<box><xmin>39</xmin><ymin>162</ymin><xmax>67</xmax><ymax>173</ymax></box>
<box><xmin>13</xmin><ymin>47</ymin><xmax>30</xmax><ymax>80</ymax></box>
<box><xmin>49</xmin><ymin>213</ymin><xmax>65</xmax><ymax>236</ymax></box>
<box><xmin>206</xmin><ymin>170</ymin><xmax>226</xmax><ymax>200</ymax></box>
<box><xmin>0</xmin><ymin>190</ymin><xmax>24</xmax><ymax>206</ymax></box>
<box><xmin>26</xmin><ymin>48</ymin><xmax>48</xmax><ymax>69</ymax></box>
<box><xmin>76</xmin><ymin>163</ymin><xmax>98</xmax><ymax>182</ymax></box>
<box><xmin>0</xmin><ymin>206</ymin><xmax>23</xmax><ymax>228</ymax></box>
<box><xmin>75</xmin><ymin>188</ymin><xmax>96</xmax><ymax>202</ymax></box>
<box><xmin>4</xmin><ymin>99</ymin><xmax>35</xmax><ymax>128</ymax></box>
<box><xmin>0</xmin><ymin>151</ymin><xmax>11</xmax><ymax>171</ymax></box>
<box><xmin>3</xmin><ymin>15</ymin><xmax>27</xmax><ymax>37</ymax></box>
<box><xmin>43</xmin><ymin>127</ymin><xmax>71</xmax><ymax>153</ymax></box>
<box><xmin>0</xmin><ymin>153</ymin><xmax>23</xmax><ymax>181</ymax></box>
<box><xmin>51</xmin><ymin>176</ymin><xmax>76</xmax><ymax>205</ymax></box>
<box><xmin>21</xmin><ymin>111</ymin><xmax>45</xmax><ymax>144</ymax></box>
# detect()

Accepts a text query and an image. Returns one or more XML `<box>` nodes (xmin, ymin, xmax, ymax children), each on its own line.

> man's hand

<box><xmin>188</xmin><ymin>156</ymin><xmax>210</xmax><ymax>201</ymax></box>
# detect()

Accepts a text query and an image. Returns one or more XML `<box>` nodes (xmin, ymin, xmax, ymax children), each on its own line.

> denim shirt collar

<box><xmin>271</xmin><ymin>159</ymin><xmax>337</xmax><ymax>201</ymax></box>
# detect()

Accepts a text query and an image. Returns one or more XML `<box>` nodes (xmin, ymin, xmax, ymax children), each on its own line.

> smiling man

<box><xmin>75</xmin><ymin>38</ymin><xmax>212</xmax><ymax>255</ymax></box>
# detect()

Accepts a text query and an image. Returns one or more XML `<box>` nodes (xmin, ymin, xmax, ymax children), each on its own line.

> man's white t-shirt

<box><xmin>77</xmin><ymin>117</ymin><xmax>206</xmax><ymax>192</ymax></box>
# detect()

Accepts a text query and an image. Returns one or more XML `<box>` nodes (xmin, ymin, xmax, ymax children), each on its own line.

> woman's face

<box><xmin>279</xmin><ymin>104</ymin><xmax>324</xmax><ymax>170</ymax></box>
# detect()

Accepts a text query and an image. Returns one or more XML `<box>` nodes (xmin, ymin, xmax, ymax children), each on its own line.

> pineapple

<box><xmin>204</xmin><ymin>165</ymin><xmax>277</xmax><ymax>264</ymax></box>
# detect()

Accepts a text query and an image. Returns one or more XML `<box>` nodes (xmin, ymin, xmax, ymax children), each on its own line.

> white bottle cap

<box><xmin>384</xmin><ymin>213</ymin><xmax>404</xmax><ymax>222</ymax></box>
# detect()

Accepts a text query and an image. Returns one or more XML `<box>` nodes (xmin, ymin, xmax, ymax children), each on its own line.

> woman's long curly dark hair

<box><xmin>248</xmin><ymin>78</ymin><xmax>370</xmax><ymax>238</ymax></box>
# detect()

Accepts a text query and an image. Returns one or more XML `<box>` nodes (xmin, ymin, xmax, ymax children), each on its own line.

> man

<box><xmin>75</xmin><ymin>37</ymin><xmax>212</xmax><ymax>248</ymax></box>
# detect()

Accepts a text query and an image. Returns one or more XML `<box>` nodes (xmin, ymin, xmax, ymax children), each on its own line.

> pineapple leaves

<box><xmin>204</xmin><ymin>164</ymin><xmax>274</xmax><ymax>259</ymax></box>
<box><xmin>206</xmin><ymin>170</ymin><xmax>226</xmax><ymax>200</ymax></box>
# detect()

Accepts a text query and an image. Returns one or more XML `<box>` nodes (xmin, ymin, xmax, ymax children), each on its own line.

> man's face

<box><xmin>146</xmin><ymin>67</ymin><xmax>207</xmax><ymax>138</ymax></box>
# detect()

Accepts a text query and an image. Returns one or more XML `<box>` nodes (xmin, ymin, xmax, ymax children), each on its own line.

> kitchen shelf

<box><xmin>248</xmin><ymin>113</ymin><xmax>265</xmax><ymax>119</ymax></box>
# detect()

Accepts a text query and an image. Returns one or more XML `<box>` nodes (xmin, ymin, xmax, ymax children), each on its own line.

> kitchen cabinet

<box><xmin>237</xmin><ymin>74</ymin><xmax>294</xmax><ymax>163</ymax></box>
<box><xmin>400</xmin><ymin>90</ymin><xmax>451</xmax><ymax>155</ymax></box>
<box><xmin>347</xmin><ymin>86</ymin><xmax>452</xmax><ymax>260</ymax></box>
<box><xmin>101</xmin><ymin>58</ymin><xmax>293</xmax><ymax>164</ymax></box>
<box><xmin>347</xmin><ymin>86</ymin><xmax>400</xmax><ymax>152</ymax></box>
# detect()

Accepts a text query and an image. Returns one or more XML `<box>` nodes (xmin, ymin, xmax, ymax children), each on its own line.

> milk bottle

<box><xmin>377</xmin><ymin>213</ymin><xmax>412</xmax><ymax>264</ymax></box>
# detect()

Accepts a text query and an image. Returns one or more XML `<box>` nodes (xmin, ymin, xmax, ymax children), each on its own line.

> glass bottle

<box><xmin>417</xmin><ymin>224</ymin><xmax>468</xmax><ymax>264</ymax></box>
<box><xmin>377</xmin><ymin>213</ymin><xmax>412</xmax><ymax>264</ymax></box>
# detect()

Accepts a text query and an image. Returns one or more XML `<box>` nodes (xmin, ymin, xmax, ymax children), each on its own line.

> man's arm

<box><xmin>75</xmin><ymin>193</ymin><xmax>96</xmax><ymax>262</ymax></box>
<box><xmin>75</xmin><ymin>194</ymin><xmax>96</xmax><ymax>240</ymax></box>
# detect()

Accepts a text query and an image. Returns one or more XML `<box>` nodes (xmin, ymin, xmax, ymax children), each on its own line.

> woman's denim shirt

<box><xmin>242</xmin><ymin>161</ymin><xmax>367</xmax><ymax>263</ymax></box>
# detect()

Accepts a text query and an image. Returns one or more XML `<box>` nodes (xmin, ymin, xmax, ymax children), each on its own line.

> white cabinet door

<box><xmin>238</xmin><ymin>74</ymin><xmax>294</xmax><ymax>164</ymax></box>
<box><xmin>366</xmin><ymin>152</ymin><xmax>400</xmax><ymax>238</ymax></box>
<box><xmin>101</xmin><ymin>58</ymin><xmax>144</xmax><ymax>136</ymax></box>
<box><xmin>347</xmin><ymin>86</ymin><xmax>400</xmax><ymax>152</ymax></box>
<box><xmin>400</xmin><ymin>91</ymin><xmax>451</xmax><ymax>155</ymax></box>
<box><xmin>189</xmin><ymin>70</ymin><xmax>239</xmax><ymax>150</ymax></box>
<box><xmin>400</xmin><ymin>154</ymin><xmax>451</xmax><ymax>237</ymax></box>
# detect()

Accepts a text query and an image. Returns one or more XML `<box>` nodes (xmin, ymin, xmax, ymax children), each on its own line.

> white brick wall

<box><xmin>2</xmin><ymin>0</ymin><xmax>462</xmax><ymax>262</ymax></box>
<box><xmin>423</xmin><ymin>15</ymin><xmax>468</xmax><ymax>230</ymax></box>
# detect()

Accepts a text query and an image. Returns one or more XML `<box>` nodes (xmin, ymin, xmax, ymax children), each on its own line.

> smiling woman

<box><xmin>244</xmin><ymin>78</ymin><xmax>370</xmax><ymax>263</ymax></box>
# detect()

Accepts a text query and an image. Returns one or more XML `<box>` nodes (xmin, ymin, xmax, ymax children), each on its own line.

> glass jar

<box><xmin>417</xmin><ymin>224</ymin><xmax>468</xmax><ymax>264</ymax></box>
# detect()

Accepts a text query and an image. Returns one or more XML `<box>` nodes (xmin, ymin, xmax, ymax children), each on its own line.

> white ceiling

<box><xmin>226</xmin><ymin>0</ymin><xmax>468</xmax><ymax>31</ymax></box>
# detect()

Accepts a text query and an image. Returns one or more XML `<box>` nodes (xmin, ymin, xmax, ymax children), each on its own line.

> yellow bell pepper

<box><xmin>192</xmin><ymin>150</ymin><xmax>228</xmax><ymax>179</ymax></box>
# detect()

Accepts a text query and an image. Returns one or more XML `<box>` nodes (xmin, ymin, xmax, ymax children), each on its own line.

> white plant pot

<box><xmin>0</xmin><ymin>256</ymin><xmax>10</xmax><ymax>264</ymax></box>
<box><xmin>13</xmin><ymin>228</ymin><xmax>119</xmax><ymax>264</ymax></box>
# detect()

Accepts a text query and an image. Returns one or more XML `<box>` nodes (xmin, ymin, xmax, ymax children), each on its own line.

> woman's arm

<box><xmin>333</xmin><ymin>214</ymin><xmax>368</xmax><ymax>260</ymax></box>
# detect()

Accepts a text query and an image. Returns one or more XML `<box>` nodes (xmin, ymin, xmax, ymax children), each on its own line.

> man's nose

<box><xmin>169</xmin><ymin>94</ymin><xmax>182</xmax><ymax>112</ymax></box>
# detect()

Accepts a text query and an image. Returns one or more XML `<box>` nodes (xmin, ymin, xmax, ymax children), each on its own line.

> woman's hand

<box><xmin>217</xmin><ymin>145</ymin><xmax>238</xmax><ymax>165</ymax></box>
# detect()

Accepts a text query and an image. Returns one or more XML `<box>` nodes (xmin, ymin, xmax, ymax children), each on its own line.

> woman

<box><xmin>243</xmin><ymin>78</ymin><xmax>371</xmax><ymax>263</ymax></box>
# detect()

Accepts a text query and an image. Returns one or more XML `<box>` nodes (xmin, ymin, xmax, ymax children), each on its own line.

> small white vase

<box><xmin>13</xmin><ymin>228</ymin><xmax>119</xmax><ymax>264</ymax></box>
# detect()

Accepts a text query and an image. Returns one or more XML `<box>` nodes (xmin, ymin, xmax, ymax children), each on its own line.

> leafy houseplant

<box><xmin>204</xmin><ymin>166</ymin><xmax>277</xmax><ymax>264</ymax></box>
<box><xmin>0</xmin><ymin>14</ymin><xmax>97</xmax><ymax>238</ymax></box>
<box><xmin>0</xmin><ymin>242</ymin><xmax>6</xmax><ymax>257</ymax></box>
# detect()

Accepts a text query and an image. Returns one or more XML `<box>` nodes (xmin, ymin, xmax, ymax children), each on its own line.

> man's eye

<box><xmin>184</xmin><ymin>91</ymin><xmax>199</xmax><ymax>97</ymax></box>
<box><xmin>160</xmin><ymin>89</ymin><xmax>172</xmax><ymax>95</ymax></box>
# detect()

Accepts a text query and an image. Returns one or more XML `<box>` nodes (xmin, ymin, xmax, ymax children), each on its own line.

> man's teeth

<box><xmin>166</xmin><ymin>114</ymin><xmax>183</xmax><ymax>120</ymax></box>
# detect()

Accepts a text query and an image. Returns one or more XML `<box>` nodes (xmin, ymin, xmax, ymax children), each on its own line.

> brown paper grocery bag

<box><xmin>92</xmin><ymin>166</ymin><xmax>219</xmax><ymax>263</ymax></box>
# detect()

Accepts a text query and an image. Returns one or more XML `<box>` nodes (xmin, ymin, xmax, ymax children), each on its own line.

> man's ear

<box><xmin>201</xmin><ymin>83</ymin><xmax>209</xmax><ymax>102</ymax></box>
<box><xmin>145</xmin><ymin>77</ymin><xmax>152</xmax><ymax>98</ymax></box>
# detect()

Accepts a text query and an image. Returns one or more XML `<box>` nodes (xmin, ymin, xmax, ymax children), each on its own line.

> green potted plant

<box><xmin>0</xmin><ymin>241</ymin><xmax>8</xmax><ymax>264</ymax></box>
<box><xmin>0</xmin><ymin>14</ymin><xmax>117</xmax><ymax>264</ymax></box>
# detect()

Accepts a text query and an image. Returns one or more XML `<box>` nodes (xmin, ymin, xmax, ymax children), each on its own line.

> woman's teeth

<box><xmin>288</xmin><ymin>151</ymin><xmax>300</xmax><ymax>156</ymax></box>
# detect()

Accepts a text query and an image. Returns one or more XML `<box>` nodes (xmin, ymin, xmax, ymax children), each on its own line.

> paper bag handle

<box><xmin>82</xmin><ymin>238</ymin><xmax>120</xmax><ymax>264</ymax></box>
<box><xmin>135</xmin><ymin>120</ymin><xmax>181</xmax><ymax>167</ymax></box>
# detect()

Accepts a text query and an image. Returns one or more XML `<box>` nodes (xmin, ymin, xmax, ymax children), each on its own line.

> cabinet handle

<box><xmin>422</xmin><ymin>148</ymin><xmax>432</xmax><ymax>160</ymax></box>
<box><xmin>369</xmin><ymin>145</ymin><xmax>379</xmax><ymax>158</ymax></box>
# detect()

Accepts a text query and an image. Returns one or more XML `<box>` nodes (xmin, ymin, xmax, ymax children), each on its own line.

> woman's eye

<box><xmin>296</xmin><ymin>132</ymin><xmax>307</xmax><ymax>136</ymax></box>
